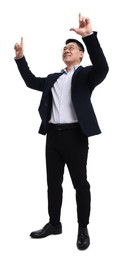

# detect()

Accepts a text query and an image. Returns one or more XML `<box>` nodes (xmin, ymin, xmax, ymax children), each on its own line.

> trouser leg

<box><xmin>62</xmin><ymin>128</ymin><xmax>90</xmax><ymax>227</ymax></box>
<box><xmin>46</xmin><ymin>130</ymin><xmax>65</xmax><ymax>225</ymax></box>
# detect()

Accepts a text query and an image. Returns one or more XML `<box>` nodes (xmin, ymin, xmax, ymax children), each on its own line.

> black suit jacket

<box><xmin>15</xmin><ymin>32</ymin><xmax>109</xmax><ymax>137</ymax></box>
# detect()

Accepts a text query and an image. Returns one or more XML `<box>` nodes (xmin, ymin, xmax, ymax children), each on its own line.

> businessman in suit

<box><xmin>14</xmin><ymin>13</ymin><xmax>109</xmax><ymax>250</ymax></box>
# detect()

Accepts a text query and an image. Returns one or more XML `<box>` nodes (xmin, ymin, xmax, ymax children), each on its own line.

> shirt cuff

<box><xmin>82</xmin><ymin>32</ymin><xmax>93</xmax><ymax>38</ymax></box>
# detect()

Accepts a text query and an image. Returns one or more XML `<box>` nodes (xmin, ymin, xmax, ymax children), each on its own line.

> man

<box><xmin>14</xmin><ymin>13</ymin><xmax>109</xmax><ymax>250</ymax></box>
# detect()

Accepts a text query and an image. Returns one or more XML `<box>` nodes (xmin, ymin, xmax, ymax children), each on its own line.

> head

<box><xmin>62</xmin><ymin>38</ymin><xmax>84</xmax><ymax>67</ymax></box>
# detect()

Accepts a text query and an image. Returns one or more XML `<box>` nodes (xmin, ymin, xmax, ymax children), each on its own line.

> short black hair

<box><xmin>65</xmin><ymin>38</ymin><xmax>85</xmax><ymax>52</ymax></box>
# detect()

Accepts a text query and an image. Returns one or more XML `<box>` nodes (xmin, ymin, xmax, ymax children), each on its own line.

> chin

<box><xmin>64</xmin><ymin>58</ymin><xmax>71</xmax><ymax>63</ymax></box>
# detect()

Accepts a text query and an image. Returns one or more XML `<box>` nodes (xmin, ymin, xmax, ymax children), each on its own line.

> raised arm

<box><xmin>14</xmin><ymin>37</ymin><xmax>46</xmax><ymax>92</ymax></box>
<box><xmin>70</xmin><ymin>13</ymin><xmax>109</xmax><ymax>88</ymax></box>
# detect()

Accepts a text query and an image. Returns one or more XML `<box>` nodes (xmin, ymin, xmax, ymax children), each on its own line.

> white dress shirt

<box><xmin>49</xmin><ymin>65</ymin><xmax>80</xmax><ymax>124</ymax></box>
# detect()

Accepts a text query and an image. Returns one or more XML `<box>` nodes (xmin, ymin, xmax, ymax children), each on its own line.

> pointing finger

<box><xmin>20</xmin><ymin>37</ymin><xmax>23</xmax><ymax>46</ymax></box>
<box><xmin>79</xmin><ymin>13</ymin><xmax>82</xmax><ymax>21</ymax></box>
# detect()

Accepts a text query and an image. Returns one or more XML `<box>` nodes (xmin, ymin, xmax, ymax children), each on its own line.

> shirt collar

<box><xmin>61</xmin><ymin>64</ymin><xmax>80</xmax><ymax>74</ymax></box>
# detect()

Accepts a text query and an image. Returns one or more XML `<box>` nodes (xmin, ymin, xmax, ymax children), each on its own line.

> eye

<box><xmin>69</xmin><ymin>47</ymin><xmax>74</xmax><ymax>51</ymax></box>
<box><xmin>63</xmin><ymin>47</ymin><xmax>67</xmax><ymax>52</ymax></box>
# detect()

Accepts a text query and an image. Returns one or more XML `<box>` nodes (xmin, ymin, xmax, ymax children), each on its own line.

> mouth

<box><xmin>64</xmin><ymin>54</ymin><xmax>71</xmax><ymax>58</ymax></box>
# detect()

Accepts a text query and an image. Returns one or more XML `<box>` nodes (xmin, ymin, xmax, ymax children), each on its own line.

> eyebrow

<box><xmin>63</xmin><ymin>44</ymin><xmax>80</xmax><ymax>50</ymax></box>
<box><xmin>64</xmin><ymin>44</ymin><xmax>77</xmax><ymax>47</ymax></box>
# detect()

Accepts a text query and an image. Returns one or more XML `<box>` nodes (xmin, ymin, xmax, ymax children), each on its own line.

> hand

<box><xmin>14</xmin><ymin>37</ymin><xmax>24</xmax><ymax>58</ymax></box>
<box><xmin>70</xmin><ymin>13</ymin><xmax>92</xmax><ymax>37</ymax></box>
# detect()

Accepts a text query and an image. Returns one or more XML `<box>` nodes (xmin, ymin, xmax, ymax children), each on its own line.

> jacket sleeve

<box><xmin>14</xmin><ymin>56</ymin><xmax>46</xmax><ymax>92</ymax></box>
<box><xmin>82</xmin><ymin>32</ymin><xmax>109</xmax><ymax>90</ymax></box>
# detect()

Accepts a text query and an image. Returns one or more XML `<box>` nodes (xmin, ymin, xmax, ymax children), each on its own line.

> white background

<box><xmin>0</xmin><ymin>0</ymin><xmax>123</xmax><ymax>259</ymax></box>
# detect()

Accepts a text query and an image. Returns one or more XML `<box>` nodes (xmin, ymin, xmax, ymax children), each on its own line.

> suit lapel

<box><xmin>43</xmin><ymin>72</ymin><xmax>64</xmax><ymax>98</ymax></box>
<box><xmin>72</xmin><ymin>66</ymin><xmax>83</xmax><ymax>84</ymax></box>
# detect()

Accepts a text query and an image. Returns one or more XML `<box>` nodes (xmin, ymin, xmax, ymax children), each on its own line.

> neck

<box><xmin>66</xmin><ymin>63</ymin><xmax>80</xmax><ymax>71</ymax></box>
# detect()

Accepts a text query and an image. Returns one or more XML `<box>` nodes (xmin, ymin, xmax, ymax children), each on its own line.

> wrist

<box><xmin>82</xmin><ymin>32</ymin><xmax>93</xmax><ymax>38</ymax></box>
<box><xmin>15</xmin><ymin>54</ymin><xmax>24</xmax><ymax>59</ymax></box>
<box><xmin>15</xmin><ymin>55</ymin><xmax>24</xmax><ymax>60</ymax></box>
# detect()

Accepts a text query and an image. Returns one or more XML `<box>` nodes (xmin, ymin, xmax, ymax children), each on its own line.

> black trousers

<box><xmin>45</xmin><ymin>123</ymin><xmax>90</xmax><ymax>227</ymax></box>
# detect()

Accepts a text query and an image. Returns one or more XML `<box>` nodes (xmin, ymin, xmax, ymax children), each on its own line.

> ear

<box><xmin>80</xmin><ymin>51</ymin><xmax>84</xmax><ymax>59</ymax></box>
<box><xmin>80</xmin><ymin>51</ymin><xmax>84</xmax><ymax>61</ymax></box>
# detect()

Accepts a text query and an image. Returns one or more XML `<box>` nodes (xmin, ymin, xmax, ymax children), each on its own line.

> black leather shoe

<box><xmin>30</xmin><ymin>222</ymin><xmax>62</xmax><ymax>238</ymax></box>
<box><xmin>77</xmin><ymin>227</ymin><xmax>90</xmax><ymax>250</ymax></box>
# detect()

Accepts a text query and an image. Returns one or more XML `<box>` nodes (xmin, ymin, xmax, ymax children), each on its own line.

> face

<box><xmin>62</xmin><ymin>42</ymin><xmax>84</xmax><ymax>66</ymax></box>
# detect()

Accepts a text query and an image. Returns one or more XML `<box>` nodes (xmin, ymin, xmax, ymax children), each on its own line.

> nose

<box><xmin>62</xmin><ymin>47</ymin><xmax>71</xmax><ymax>54</ymax></box>
<box><xmin>63</xmin><ymin>49</ymin><xmax>69</xmax><ymax>54</ymax></box>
